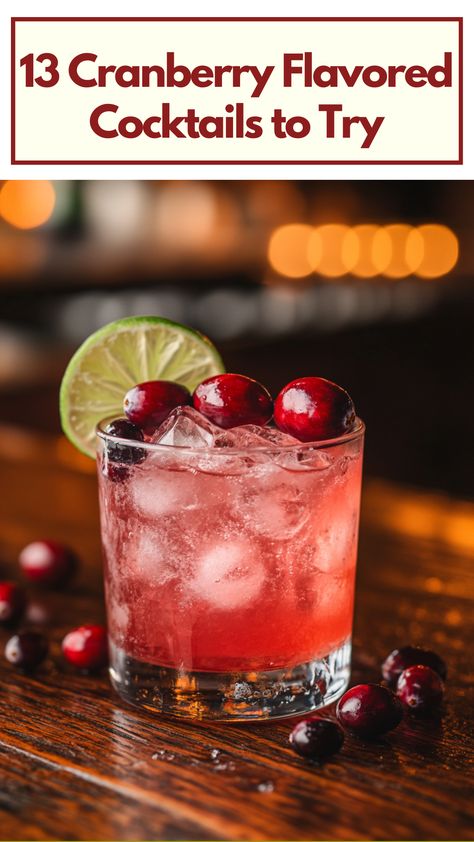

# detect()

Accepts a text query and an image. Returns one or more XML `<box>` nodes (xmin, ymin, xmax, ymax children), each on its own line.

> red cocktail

<box><xmin>98</xmin><ymin>408</ymin><xmax>364</xmax><ymax>720</ymax></box>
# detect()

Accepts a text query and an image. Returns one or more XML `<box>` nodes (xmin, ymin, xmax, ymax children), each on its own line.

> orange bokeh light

<box><xmin>343</xmin><ymin>224</ymin><xmax>381</xmax><ymax>277</ymax></box>
<box><xmin>268</xmin><ymin>223</ymin><xmax>314</xmax><ymax>278</ymax></box>
<box><xmin>0</xmin><ymin>180</ymin><xmax>56</xmax><ymax>230</ymax></box>
<box><xmin>408</xmin><ymin>224</ymin><xmax>459</xmax><ymax>279</ymax></box>
<box><xmin>309</xmin><ymin>224</ymin><xmax>353</xmax><ymax>277</ymax></box>
<box><xmin>268</xmin><ymin>220</ymin><xmax>459</xmax><ymax>282</ymax></box>
<box><xmin>373</xmin><ymin>224</ymin><xmax>422</xmax><ymax>278</ymax></box>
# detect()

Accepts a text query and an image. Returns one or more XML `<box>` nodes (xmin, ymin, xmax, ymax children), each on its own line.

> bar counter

<box><xmin>0</xmin><ymin>426</ymin><xmax>472</xmax><ymax>841</ymax></box>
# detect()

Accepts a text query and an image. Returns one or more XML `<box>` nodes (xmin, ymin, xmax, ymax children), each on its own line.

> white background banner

<box><xmin>0</xmin><ymin>0</ymin><xmax>472</xmax><ymax>179</ymax></box>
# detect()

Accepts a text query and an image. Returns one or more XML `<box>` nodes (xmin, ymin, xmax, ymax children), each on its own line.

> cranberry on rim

<box><xmin>336</xmin><ymin>684</ymin><xmax>403</xmax><ymax>737</ymax></box>
<box><xmin>102</xmin><ymin>419</ymin><xmax>146</xmax><ymax>482</ymax></box>
<box><xmin>19</xmin><ymin>540</ymin><xmax>78</xmax><ymax>588</ymax></box>
<box><xmin>382</xmin><ymin>646</ymin><xmax>447</xmax><ymax>684</ymax></box>
<box><xmin>193</xmin><ymin>374</ymin><xmax>273</xmax><ymax>429</ymax></box>
<box><xmin>396</xmin><ymin>665</ymin><xmax>444</xmax><ymax>715</ymax></box>
<box><xmin>274</xmin><ymin>376</ymin><xmax>356</xmax><ymax>442</ymax></box>
<box><xmin>0</xmin><ymin>582</ymin><xmax>26</xmax><ymax>625</ymax></box>
<box><xmin>104</xmin><ymin>419</ymin><xmax>146</xmax><ymax>463</ymax></box>
<box><xmin>124</xmin><ymin>380</ymin><xmax>191</xmax><ymax>432</ymax></box>
<box><xmin>62</xmin><ymin>625</ymin><xmax>108</xmax><ymax>670</ymax></box>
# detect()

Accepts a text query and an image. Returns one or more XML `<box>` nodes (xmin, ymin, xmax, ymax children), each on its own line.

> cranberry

<box><xmin>289</xmin><ymin>717</ymin><xmax>344</xmax><ymax>760</ymax></box>
<box><xmin>382</xmin><ymin>646</ymin><xmax>447</xmax><ymax>684</ymax></box>
<box><xmin>336</xmin><ymin>684</ymin><xmax>403</xmax><ymax>737</ymax></box>
<box><xmin>124</xmin><ymin>381</ymin><xmax>191</xmax><ymax>432</ymax></box>
<box><xmin>105</xmin><ymin>418</ymin><xmax>146</xmax><ymax>460</ymax></box>
<box><xmin>0</xmin><ymin>582</ymin><xmax>26</xmax><ymax>625</ymax></box>
<box><xmin>19</xmin><ymin>540</ymin><xmax>77</xmax><ymax>588</ymax></box>
<box><xmin>5</xmin><ymin>631</ymin><xmax>48</xmax><ymax>670</ymax></box>
<box><xmin>103</xmin><ymin>419</ymin><xmax>146</xmax><ymax>481</ymax></box>
<box><xmin>274</xmin><ymin>376</ymin><xmax>356</xmax><ymax>442</ymax></box>
<box><xmin>62</xmin><ymin>624</ymin><xmax>108</xmax><ymax>670</ymax></box>
<box><xmin>102</xmin><ymin>461</ymin><xmax>130</xmax><ymax>484</ymax></box>
<box><xmin>193</xmin><ymin>374</ymin><xmax>273</xmax><ymax>429</ymax></box>
<box><xmin>396</xmin><ymin>665</ymin><xmax>444</xmax><ymax>715</ymax></box>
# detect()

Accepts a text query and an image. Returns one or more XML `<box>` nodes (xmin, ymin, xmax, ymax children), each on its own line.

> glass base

<box><xmin>109</xmin><ymin>639</ymin><xmax>351</xmax><ymax>721</ymax></box>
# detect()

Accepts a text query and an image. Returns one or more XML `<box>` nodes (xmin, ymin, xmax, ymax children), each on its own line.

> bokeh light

<box><xmin>153</xmin><ymin>183</ymin><xmax>239</xmax><ymax>258</ymax></box>
<box><xmin>344</xmin><ymin>224</ymin><xmax>381</xmax><ymax>277</ymax></box>
<box><xmin>268</xmin><ymin>220</ymin><xmax>459</xmax><ymax>281</ymax></box>
<box><xmin>83</xmin><ymin>181</ymin><xmax>147</xmax><ymax>245</ymax></box>
<box><xmin>408</xmin><ymin>224</ymin><xmax>459</xmax><ymax>279</ymax></box>
<box><xmin>309</xmin><ymin>224</ymin><xmax>354</xmax><ymax>277</ymax></box>
<box><xmin>0</xmin><ymin>233</ymin><xmax>46</xmax><ymax>276</ymax></box>
<box><xmin>0</xmin><ymin>181</ymin><xmax>56</xmax><ymax>229</ymax></box>
<box><xmin>154</xmin><ymin>182</ymin><xmax>218</xmax><ymax>251</ymax></box>
<box><xmin>245</xmin><ymin>181</ymin><xmax>306</xmax><ymax>226</ymax></box>
<box><xmin>373</xmin><ymin>224</ymin><xmax>421</xmax><ymax>278</ymax></box>
<box><xmin>268</xmin><ymin>224</ymin><xmax>314</xmax><ymax>278</ymax></box>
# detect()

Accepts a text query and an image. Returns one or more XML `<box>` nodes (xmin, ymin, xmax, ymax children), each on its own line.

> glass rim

<box><xmin>96</xmin><ymin>416</ymin><xmax>365</xmax><ymax>456</ymax></box>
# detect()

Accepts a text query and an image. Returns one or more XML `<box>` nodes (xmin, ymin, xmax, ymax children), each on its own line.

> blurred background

<box><xmin>0</xmin><ymin>179</ymin><xmax>472</xmax><ymax>498</ymax></box>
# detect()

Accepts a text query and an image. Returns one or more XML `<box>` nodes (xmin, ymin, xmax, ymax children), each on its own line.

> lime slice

<box><xmin>60</xmin><ymin>316</ymin><xmax>225</xmax><ymax>458</ymax></box>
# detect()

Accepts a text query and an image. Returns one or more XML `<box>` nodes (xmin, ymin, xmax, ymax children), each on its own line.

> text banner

<box><xmin>12</xmin><ymin>17</ymin><xmax>462</xmax><ymax>165</ymax></box>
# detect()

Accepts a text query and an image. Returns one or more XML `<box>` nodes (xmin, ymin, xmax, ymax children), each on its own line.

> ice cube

<box><xmin>131</xmin><ymin>463</ymin><xmax>200</xmax><ymax>518</ymax></box>
<box><xmin>273</xmin><ymin>445</ymin><xmax>332</xmax><ymax>473</ymax></box>
<box><xmin>152</xmin><ymin>406</ymin><xmax>218</xmax><ymax>448</ymax></box>
<box><xmin>190</xmin><ymin>539</ymin><xmax>264</xmax><ymax>609</ymax></box>
<box><xmin>222</xmin><ymin>425</ymin><xmax>332</xmax><ymax>473</ymax></box>
<box><xmin>314</xmin><ymin>512</ymin><xmax>358</xmax><ymax>573</ymax></box>
<box><xmin>245</xmin><ymin>480</ymin><xmax>309</xmax><ymax>540</ymax></box>
<box><xmin>204</xmin><ymin>426</ymin><xmax>269</xmax><ymax>474</ymax></box>
<box><xmin>234</xmin><ymin>425</ymin><xmax>300</xmax><ymax>447</ymax></box>
<box><xmin>211</xmin><ymin>423</ymin><xmax>303</xmax><ymax>474</ymax></box>
<box><xmin>128</xmin><ymin>531</ymin><xmax>176</xmax><ymax>582</ymax></box>
<box><xmin>214</xmin><ymin>424</ymin><xmax>297</xmax><ymax>450</ymax></box>
<box><xmin>214</xmin><ymin>428</ymin><xmax>262</xmax><ymax>448</ymax></box>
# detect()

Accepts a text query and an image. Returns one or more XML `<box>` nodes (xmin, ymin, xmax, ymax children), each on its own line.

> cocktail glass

<box><xmin>97</xmin><ymin>414</ymin><xmax>364</xmax><ymax>721</ymax></box>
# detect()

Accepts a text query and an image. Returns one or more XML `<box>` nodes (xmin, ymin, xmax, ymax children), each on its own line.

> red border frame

<box><xmin>11</xmin><ymin>17</ymin><xmax>463</xmax><ymax>166</ymax></box>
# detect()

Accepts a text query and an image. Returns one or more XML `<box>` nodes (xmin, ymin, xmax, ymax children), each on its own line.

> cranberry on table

<box><xmin>274</xmin><ymin>376</ymin><xmax>356</xmax><ymax>442</ymax></box>
<box><xmin>5</xmin><ymin>632</ymin><xmax>49</xmax><ymax>670</ymax></box>
<box><xmin>289</xmin><ymin>717</ymin><xmax>344</xmax><ymax>760</ymax></box>
<box><xmin>123</xmin><ymin>380</ymin><xmax>191</xmax><ymax>432</ymax></box>
<box><xmin>19</xmin><ymin>540</ymin><xmax>78</xmax><ymax>588</ymax></box>
<box><xmin>396</xmin><ymin>665</ymin><xmax>444</xmax><ymax>715</ymax></box>
<box><xmin>0</xmin><ymin>582</ymin><xmax>26</xmax><ymax>625</ymax></box>
<box><xmin>336</xmin><ymin>684</ymin><xmax>403</xmax><ymax>737</ymax></box>
<box><xmin>62</xmin><ymin>625</ymin><xmax>108</xmax><ymax>670</ymax></box>
<box><xmin>193</xmin><ymin>374</ymin><xmax>273</xmax><ymax>429</ymax></box>
<box><xmin>382</xmin><ymin>645</ymin><xmax>447</xmax><ymax>684</ymax></box>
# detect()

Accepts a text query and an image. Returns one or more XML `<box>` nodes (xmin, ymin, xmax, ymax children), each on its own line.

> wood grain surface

<box><xmin>0</xmin><ymin>426</ymin><xmax>472</xmax><ymax>841</ymax></box>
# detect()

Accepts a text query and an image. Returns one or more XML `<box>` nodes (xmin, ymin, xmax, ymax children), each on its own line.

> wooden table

<box><xmin>0</xmin><ymin>426</ymin><xmax>472</xmax><ymax>841</ymax></box>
